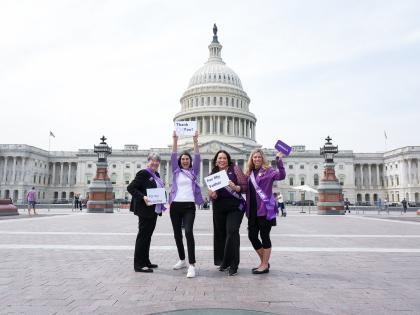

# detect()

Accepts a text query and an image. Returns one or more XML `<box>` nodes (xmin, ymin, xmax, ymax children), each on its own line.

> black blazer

<box><xmin>127</xmin><ymin>169</ymin><xmax>161</xmax><ymax>218</ymax></box>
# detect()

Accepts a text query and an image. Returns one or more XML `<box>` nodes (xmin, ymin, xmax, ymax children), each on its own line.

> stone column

<box><xmin>368</xmin><ymin>164</ymin><xmax>372</xmax><ymax>188</ymax></box>
<box><xmin>408</xmin><ymin>159</ymin><xmax>412</xmax><ymax>185</ymax></box>
<box><xmin>60</xmin><ymin>163</ymin><xmax>64</xmax><ymax>186</ymax></box>
<box><xmin>21</xmin><ymin>158</ymin><xmax>26</xmax><ymax>183</ymax></box>
<box><xmin>11</xmin><ymin>156</ymin><xmax>16</xmax><ymax>184</ymax></box>
<box><xmin>210</xmin><ymin>116</ymin><xmax>213</xmax><ymax>134</ymax></box>
<box><xmin>52</xmin><ymin>163</ymin><xmax>56</xmax><ymax>185</ymax></box>
<box><xmin>67</xmin><ymin>163</ymin><xmax>72</xmax><ymax>186</ymax></box>
<box><xmin>2</xmin><ymin>157</ymin><xmax>7</xmax><ymax>183</ymax></box>
<box><xmin>376</xmin><ymin>164</ymin><xmax>380</xmax><ymax>187</ymax></box>
<box><xmin>217</xmin><ymin>116</ymin><xmax>220</xmax><ymax>134</ymax></box>
<box><xmin>208</xmin><ymin>159</ymin><xmax>212</xmax><ymax>174</ymax></box>
<box><xmin>165</xmin><ymin>161</ymin><xmax>170</xmax><ymax>186</ymax></box>
<box><xmin>224</xmin><ymin>116</ymin><xmax>228</xmax><ymax>134</ymax></box>
<box><xmin>417</xmin><ymin>159</ymin><xmax>420</xmax><ymax>184</ymax></box>
<box><xmin>361</xmin><ymin>164</ymin><xmax>364</xmax><ymax>188</ymax></box>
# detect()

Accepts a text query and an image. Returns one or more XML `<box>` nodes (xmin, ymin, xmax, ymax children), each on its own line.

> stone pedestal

<box><xmin>87</xmin><ymin>137</ymin><xmax>114</xmax><ymax>213</ymax></box>
<box><xmin>0</xmin><ymin>199</ymin><xmax>19</xmax><ymax>216</ymax></box>
<box><xmin>317</xmin><ymin>163</ymin><xmax>344</xmax><ymax>215</ymax></box>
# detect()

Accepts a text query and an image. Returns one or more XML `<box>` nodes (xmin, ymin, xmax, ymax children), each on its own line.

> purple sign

<box><xmin>275</xmin><ymin>139</ymin><xmax>292</xmax><ymax>156</ymax></box>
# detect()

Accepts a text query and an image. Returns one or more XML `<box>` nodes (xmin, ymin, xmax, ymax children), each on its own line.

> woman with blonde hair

<box><xmin>244</xmin><ymin>148</ymin><xmax>286</xmax><ymax>274</ymax></box>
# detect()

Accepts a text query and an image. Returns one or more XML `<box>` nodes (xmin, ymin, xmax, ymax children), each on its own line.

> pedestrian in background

<box><xmin>27</xmin><ymin>187</ymin><xmax>37</xmax><ymax>215</ymax></box>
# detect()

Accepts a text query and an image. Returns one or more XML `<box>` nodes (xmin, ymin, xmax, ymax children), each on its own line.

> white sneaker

<box><xmin>186</xmin><ymin>265</ymin><xmax>196</xmax><ymax>278</ymax></box>
<box><xmin>173</xmin><ymin>260</ymin><xmax>187</xmax><ymax>270</ymax></box>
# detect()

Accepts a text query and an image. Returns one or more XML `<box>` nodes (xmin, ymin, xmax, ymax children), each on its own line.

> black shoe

<box><xmin>252</xmin><ymin>268</ymin><xmax>269</xmax><ymax>274</ymax></box>
<box><xmin>228</xmin><ymin>267</ymin><xmax>238</xmax><ymax>276</ymax></box>
<box><xmin>219</xmin><ymin>265</ymin><xmax>229</xmax><ymax>272</ymax></box>
<box><xmin>252</xmin><ymin>263</ymin><xmax>270</xmax><ymax>271</ymax></box>
<box><xmin>134</xmin><ymin>266</ymin><xmax>153</xmax><ymax>273</ymax></box>
<box><xmin>147</xmin><ymin>263</ymin><xmax>158</xmax><ymax>269</ymax></box>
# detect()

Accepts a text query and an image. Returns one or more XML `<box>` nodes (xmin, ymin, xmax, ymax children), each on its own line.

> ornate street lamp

<box><xmin>317</xmin><ymin>136</ymin><xmax>345</xmax><ymax>215</ymax></box>
<box><xmin>87</xmin><ymin>136</ymin><xmax>114</xmax><ymax>213</ymax></box>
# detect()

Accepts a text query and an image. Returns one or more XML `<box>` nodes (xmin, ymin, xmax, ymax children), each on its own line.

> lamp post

<box><xmin>317</xmin><ymin>136</ymin><xmax>344</xmax><ymax>215</ymax></box>
<box><xmin>87</xmin><ymin>136</ymin><xmax>114</xmax><ymax>213</ymax></box>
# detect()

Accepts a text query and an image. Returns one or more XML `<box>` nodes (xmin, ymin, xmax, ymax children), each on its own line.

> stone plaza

<box><xmin>1</xmin><ymin>208</ymin><xmax>420</xmax><ymax>314</ymax></box>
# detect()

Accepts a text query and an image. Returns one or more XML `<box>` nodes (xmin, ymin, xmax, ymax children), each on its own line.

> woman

<box><xmin>245</xmin><ymin>149</ymin><xmax>286</xmax><ymax>274</ymax></box>
<box><xmin>208</xmin><ymin>150</ymin><xmax>247</xmax><ymax>276</ymax></box>
<box><xmin>169</xmin><ymin>131</ymin><xmax>203</xmax><ymax>278</ymax></box>
<box><xmin>127</xmin><ymin>152</ymin><xmax>165</xmax><ymax>273</ymax></box>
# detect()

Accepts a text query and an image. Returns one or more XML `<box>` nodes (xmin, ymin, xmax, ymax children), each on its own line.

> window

<box><xmin>125</xmin><ymin>164</ymin><xmax>130</xmax><ymax>169</ymax></box>
<box><xmin>288</xmin><ymin>165</ymin><xmax>293</xmax><ymax>170</ymax></box>
<box><xmin>220</xmin><ymin>97</ymin><xmax>223</xmax><ymax>105</ymax></box>
<box><xmin>300</xmin><ymin>177</ymin><xmax>305</xmax><ymax>185</ymax></box>
<box><xmin>111</xmin><ymin>173</ymin><xmax>117</xmax><ymax>185</ymax></box>
<box><xmin>339</xmin><ymin>165</ymin><xmax>344</xmax><ymax>170</ymax></box>
<box><xmin>289</xmin><ymin>177</ymin><xmax>294</xmax><ymax>186</ymax></box>
<box><xmin>314</xmin><ymin>174</ymin><xmax>319</xmax><ymax>186</ymax></box>
<box><xmin>300</xmin><ymin>165</ymin><xmax>304</xmax><ymax>170</ymax></box>
<box><xmin>213</xmin><ymin>97</ymin><xmax>216</xmax><ymax>105</ymax></box>
<box><xmin>137</xmin><ymin>164</ymin><xmax>141</xmax><ymax>168</ymax></box>
<box><xmin>395</xmin><ymin>164</ymin><xmax>398</xmax><ymax>169</ymax></box>
<box><xmin>87</xmin><ymin>164</ymin><xmax>92</xmax><ymax>168</ymax></box>
<box><xmin>314</xmin><ymin>165</ymin><xmax>318</xmax><ymax>169</ymax></box>
<box><xmin>112</xmin><ymin>164</ymin><xmax>116</xmax><ymax>168</ymax></box>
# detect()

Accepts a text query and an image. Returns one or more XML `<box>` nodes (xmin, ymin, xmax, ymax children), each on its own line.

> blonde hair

<box><xmin>245</xmin><ymin>149</ymin><xmax>270</xmax><ymax>176</ymax></box>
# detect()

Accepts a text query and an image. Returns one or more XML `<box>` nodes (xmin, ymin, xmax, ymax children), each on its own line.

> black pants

<box><xmin>248</xmin><ymin>219</ymin><xmax>272</xmax><ymax>250</ymax></box>
<box><xmin>213</xmin><ymin>198</ymin><xmax>244</xmax><ymax>269</ymax></box>
<box><xmin>134</xmin><ymin>214</ymin><xmax>157</xmax><ymax>268</ymax></box>
<box><xmin>170</xmin><ymin>202</ymin><xmax>196</xmax><ymax>264</ymax></box>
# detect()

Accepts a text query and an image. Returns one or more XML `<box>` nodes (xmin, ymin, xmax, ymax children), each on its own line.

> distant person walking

<box><xmin>344</xmin><ymin>198</ymin><xmax>350</xmax><ymax>213</ymax></box>
<box><xmin>277</xmin><ymin>193</ymin><xmax>286</xmax><ymax>217</ymax></box>
<box><xmin>27</xmin><ymin>187</ymin><xmax>37</xmax><ymax>215</ymax></box>
<box><xmin>402</xmin><ymin>198</ymin><xmax>408</xmax><ymax>214</ymax></box>
<box><xmin>74</xmin><ymin>194</ymin><xmax>80</xmax><ymax>210</ymax></box>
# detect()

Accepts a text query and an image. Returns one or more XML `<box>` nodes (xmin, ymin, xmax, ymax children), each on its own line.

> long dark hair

<box><xmin>211</xmin><ymin>150</ymin><xmax>233</xmax><ymax>174</ymax></box>
<box><xmin>178</xmin><ymin>151</ymin><xmax>193</xmax><ymax>169</ymax></box>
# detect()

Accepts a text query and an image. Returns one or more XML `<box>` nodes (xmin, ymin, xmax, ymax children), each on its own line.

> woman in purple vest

<box><xmin>245</xmin><ymin>149</ymin><xmax>286</xmax><ymax>274</ymax></box>
<box><xmin>169</xmin><ymin>131</ymin><xmax>203</xmax><ymax>278</ymax></box>
<box><xmin>208</xmin><ymin>150</ymin><xmax>248</xmax><ymax>276</ymax></box>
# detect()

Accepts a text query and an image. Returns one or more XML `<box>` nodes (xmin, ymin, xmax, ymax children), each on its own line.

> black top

<box><xmin>127</xmin><ymin>169</ymin><xmax>160</xmax><ymax>218</ymax></box>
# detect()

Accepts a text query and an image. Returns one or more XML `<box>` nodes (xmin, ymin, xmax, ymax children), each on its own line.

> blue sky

<box><xmin>1</xmin><ymin>0</ymin><xmax>419</xmax><ymax>152</ymax></box>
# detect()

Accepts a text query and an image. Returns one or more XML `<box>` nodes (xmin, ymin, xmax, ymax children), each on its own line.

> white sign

<box><xmin>146</xmin><ymin>188</ymin><xmax>167</xmax><ymax>205</ymax></box>
<box><xmin>175</xmin><ymin>121</ymin><xmax>197</xmax><ymax>136</ymax></box>
<box><xmin>204</xmin><ymin>170</ymin><xmax>230</xmax><ymax>191</ymax></box>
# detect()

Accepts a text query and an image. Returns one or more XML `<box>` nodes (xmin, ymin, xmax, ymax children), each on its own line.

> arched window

<box><xmin>396</xmin><ymin>176</ymin><xmax>399</xmax><ymax>186</ymax></box>
<box><xmin>300</xmin><ymin>177</ymin><xmax>305</xmax><ymax>185</ymax></box>
<box><xmin>289</xmin><ymin>177</ymin><xmax>294</xmax><ymax>186</ymax></box>
<box><xmin>219</xmin><ymin>97</ymin><xmax>223</xmax><ymax>105</ymax></box>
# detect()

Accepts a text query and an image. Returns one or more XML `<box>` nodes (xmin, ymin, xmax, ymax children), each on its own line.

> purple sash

<box><xmin>146</xmin><ymin>168</ymin><xmax>167</xmax><ymax>214</ymax></box>
<box><xmin>180</xmin><ymin>169</ymin><xmax>198</xmax><ymax>185</ymax></box>
<box><xmin>250</xmin><ymin>170</ymin><xmax>277</xmax><ymax>219</ymax></box>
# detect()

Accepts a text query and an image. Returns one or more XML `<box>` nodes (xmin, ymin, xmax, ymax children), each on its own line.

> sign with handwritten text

<box><xmin>146</xmin><ymin>188</ymin><xmax>167</xmax><ymax>205</ymax></box>
<box><xmin>204</xmin><ymin>170</ymin><xmax>229</xmax><ymax>191</ymax></box>
<box><xmin>175</xmin><ymin>121</ymin><xmax>197</xmax><ymax>136</ymax></box>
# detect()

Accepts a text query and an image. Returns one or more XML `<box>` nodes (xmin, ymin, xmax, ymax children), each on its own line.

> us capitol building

<box><xmin>1</xmin><ymin>26</ymin><xmax>420</xmax><ymax>205</ymax></box>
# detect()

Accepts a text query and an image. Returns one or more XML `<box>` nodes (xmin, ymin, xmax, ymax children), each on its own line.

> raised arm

<box><xmin>272</xmin><ymin>152</ymin><xmax>286</xmax><ymax>181</ymax></box>
<box><xmin>172</xmin><ymin>130</ymin><xmax>178</xmax><ymax>153</ymax></box>
<box><xmin>192</xmin><ymin>131</ymin><xmax>200</xmax><ymax>175</ymax></box>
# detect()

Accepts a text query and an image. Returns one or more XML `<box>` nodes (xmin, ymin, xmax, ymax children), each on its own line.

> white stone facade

<box><xmin>1</xmin><ymin>28</ymin><xmax>420</xmax><ymax>205</ymax></box>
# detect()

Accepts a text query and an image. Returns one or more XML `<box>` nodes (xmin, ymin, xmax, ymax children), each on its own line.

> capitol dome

<box><xmin>174</xmin><ymin>25</ymin><xmax>259</xmax><ymax>150</ymax></box>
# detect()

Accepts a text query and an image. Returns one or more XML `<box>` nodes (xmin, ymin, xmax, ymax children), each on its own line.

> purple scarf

<box><xmin>146</xmin><ymin>167</ymin><xmax>167</xmax><ymax>214</ymax></box>
<box><xmin>250</xmin><ymin>170</ymin><xmax>277</xmax><ymax>219</ymax></box>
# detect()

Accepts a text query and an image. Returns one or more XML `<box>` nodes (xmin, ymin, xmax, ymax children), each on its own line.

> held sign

<box><xmin>175</xmin><ymin>121</ymin><xmax>197</xmax><ymax>136</ymax></box>
<box><xmin>204</xmin><ymin>170</ymin><xmax>230</xmax><ymax>191</ymax></box>
<box><xmin>146</xmin><ymin>188</ymin><xmax>167</xmax><ymax>205</ymax></box>
<box><xmin>275</xmin><ymin>139</ymin><xmax>292</xmax><ymax>156</ymax></box>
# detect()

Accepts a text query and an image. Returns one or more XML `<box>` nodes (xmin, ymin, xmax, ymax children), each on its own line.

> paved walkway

<box><xmin>0</xmin><ymin>209</ymin><xmax>420</xmax><ymax>314</ymax></box>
